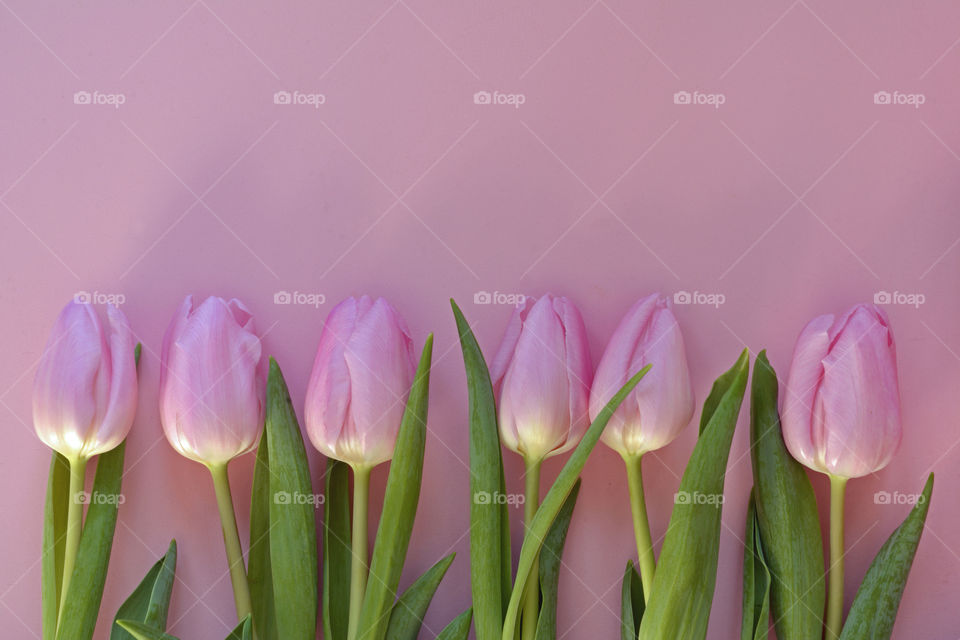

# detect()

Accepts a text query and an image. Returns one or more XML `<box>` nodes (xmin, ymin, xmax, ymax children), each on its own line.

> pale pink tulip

<box><xmin>589</xmin><ymin>294</ymin><xmax>694</xmax><ymax>457</ymax></box>
<box><xmin>782</xmin><ymin>304</ymin><xmax>901</xmax><ymax>478</ymax></box>
<box><xmin>33</xmin><ymin>300</ymin><xmax>138</xmax><ymax>460</ymax></box>
<box><xmin>490</xmin><ymin>295</ymin><xmax>592</xmax><ymax>461</ymax></box>
<box><xmin>159</xmin><ymin>296</ymin><xmax>264</xmax><ymax>465</ymax></box>
<box><xmin>304</xmin><ymin>296</ymin><xmax>416</xmax><ymax>468</ymax></box>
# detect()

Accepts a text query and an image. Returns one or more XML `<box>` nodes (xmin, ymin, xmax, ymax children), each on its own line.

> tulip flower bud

<box><xmin>33</xmin><ymin>301</ymin><xmax>138</xmax><ymax>460</ymax></box>
<box><xmin>489</xmin><ymin>294</ymin><xmax>593</xmax><ymax>462</ymax></box>
<box><xmin>304</xmin><ymin>296</ymin><xmax>416</xmax><ymax>468</ymax></box>
<box><xmin>589</xmin><ymin>293</ymin><xmax>694</xmax><ymax>458</ymax></box>
<box><xmin>782</xmin><ymin>303</ymin><xmax>902</xmax><ymax>479</ymax></box>
<box><xmin>159</xmin><ymin>296</ymin><xmax>264</xmax><ymax>466</ymax></box>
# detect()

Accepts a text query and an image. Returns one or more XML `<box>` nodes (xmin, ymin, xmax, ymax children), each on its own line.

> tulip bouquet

<box><xmin>32</xmin><ymin>294</ymin><xmax>933</xmax><ymax>640</ymax></box>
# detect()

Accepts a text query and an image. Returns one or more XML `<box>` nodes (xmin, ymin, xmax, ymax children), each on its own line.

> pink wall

<box><xmin>2</xmin><ymin>1</ymin><xmax>959</xmax><ymax>638</ymax></box>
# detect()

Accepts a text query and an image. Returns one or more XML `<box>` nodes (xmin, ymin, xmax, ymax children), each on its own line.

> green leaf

<box><xmin>248</xmin><ymin>427</ymin><xmax>277</xmax><ymax>640</ymax></box>
<box><xmin>56</xmin><ymin>441</ymin><xmax>126</xmax><ymax>640</ymax></box>
<box><xmin>111</xmin><ymin>539</ymin><xmax>177</xmax><ymax>639</ymax></box>
<box><xmin>42</xmin><ymin>451</ymin><xmax>70</xmax><ymax>640</ymax></box>
<box><xmin>839</xmin><ymin>474</ymin><xmax>934</xmax><ymax>640</ymax></box>
<box><xmin>225</xmin><ymin>614</ymin><xmax>253</xmax><ymax>640</ymax></box>
<box><xmin>436</xmin><ymin>609</ymin><xmax>474</xmax><ymax>640</ymax></box>
<box><xmin>323</xmin><ymin>459</ymin><xmax>352</xmax><ymax>640</ymax></box>
<box><xmin>535</xmin><ymin>480</ymin><xmax>581</xmax><ymax>640</ymax></box>
<box><xmin>740</xmin><ymin>491</ymin><xmax>770</xmax><ymax>640</ymax></box>
<box><xmin>637</xmin><ymin>350</ymin><xmax>749</xmax><ymax>640</ymax></box>
<box><xmin>749</xmin><ymin>351</ymin><xmax>823</xmax><ymax>640</ymax></box>
<box><xmin>502</xmin><ymin>365</ymin><xmax>651</xmax><ymax>640</ymax></box>
<box><xmin>619</xmin><ymin>561</ymin><xmax>644</xmax><ymax>640</ymax></box>
<box><xmin>451</xmin><ymin>300</ymin><xmax>510</xmax><ymax>640</ymax></box>
<box><xmin>115</xmin><ymin>620</ymin><xmax>179</xmax><ymax>640</ymax></box>
<box><xmin>356</xmin><ymin>335</ymin><xmax>434</xmax><ymax>640</ymax></box>
<box><xmin>264</xmin><ymin>358</ymin><xmax>319</xmax><ymax>640</ymax></box>
<box><xmin>385</xmin><ymin>553</ymin><xmax>455</xmax><ymax>640</ymax></box>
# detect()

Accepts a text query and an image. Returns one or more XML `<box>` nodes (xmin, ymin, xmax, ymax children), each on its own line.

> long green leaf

<box><xmin>56</xmin><ymin>441</ymin><xmax>126</xmax><ymax>640</ymax></box>
<box><xmin>619</xmin><ymin>561</ymin><xmax>644</xmax><ymax>640</ymax></box>
<box><xmin>356</xmin><ymin>335</ymin><xmax>434</xmax><ymax>640</ymax></box>
<box><xmin>42</xmin><ymin>451</ymin><xmax>70</xmax><ymax>640</ymax></box>
<box><xmin>451</xmin><ymin>300</ymin><xmax>509</xmax><ymax>640</ymax></box>
<box><xmin>437</xmin><ymin>609</ymin><xmax>474</xmax><ymax>640</ymax></box>
<box><xmin>323</xmin><ymin>459</ymin><xmax>352</xmax><ymax>640</ymax></box>
<box><xmin>264</xmin><ymin>358</ymin><xmax>318</xmax><ymax>640</ymax></box>
<box><xmin>385</xmin><ymin>553</ymin><xmax>455</xmax><ymax>640</ymax></box>
<box><xmin>111</xmin><ymin>539</ymin><xmax>177</xmax><ymax>639</ymax></box>
<box><xmin>534</xmin><ymin>480</ymin><xmax>581</xmax><ymax>640</ymax></box>
<box><xmin>839</xmin><ymin>474</ymin><xmax>934</xmax><ymax>640</ymax></box>
<box><xmin>115</xmin><ymin>620</ymin><xmax>179</xmax><ymax>640</ymax></box>
<box><xmin>248</xmin><ymin>426</ymin><xmax>276</xmax><ymax>640</ymax></box>
<box><xmin>750</xmin><ymin>351</ymin><xmax>823</xmax><ymax>640</ymax></box>
<box><xmin>225</xmin><ymin>614</ymin><xmax>253</xmax><ymax>640</ymax></box>
<box><xmin>637</xmin><ymin>350</ymin><xmax>749</xmax><ymax>640</ymax></box>
<box><xmin>502</xmin><ymin>365</ymin><xmax>651</xmax><ymax>640</ymax></box>
<box><xmin>740</xmin><ymin>491</ymin><xmax>770</xmax><ymax>640</ymax></box>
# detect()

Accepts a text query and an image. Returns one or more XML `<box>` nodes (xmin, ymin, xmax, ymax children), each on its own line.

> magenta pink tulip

<box><xmin>304</xmin><ymin>296</ymin><xmax>416</xmax><ymax>469</ymax></box>
<box><xmin>159</xmin><ymin>295</ymin><xmax>264</xmax><ymax>466</ymax></box>
<box><xmin>33</xmin><ymin>301</ymin><xmax>138</xmax><ymax>460</ymax></box>
<box><xmin>782</xmin><ymin>303</ymin><xmax>902</xmax><ymax>479</ymax></box>
<box><xmin>490</xmin><ymin>294</ymin><xmax>593</xmax><ymax>461</ymax></box>
<box><xmin>589</xmin><ymin>293</ymin><xmax>694</xmax><ymax>458</ymax></box>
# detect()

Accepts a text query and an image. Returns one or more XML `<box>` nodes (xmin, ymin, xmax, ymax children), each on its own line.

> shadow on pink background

<box><xmin>2</xmin><ymin>1</ymin><xmax>960</xmax><ymax>638</ymax></box>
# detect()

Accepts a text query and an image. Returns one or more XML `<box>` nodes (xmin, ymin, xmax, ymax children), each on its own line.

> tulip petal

<box><xmin>781</xmin><ymin>314</ymin><xmax>834</xmax><ymax>473</ymax></box>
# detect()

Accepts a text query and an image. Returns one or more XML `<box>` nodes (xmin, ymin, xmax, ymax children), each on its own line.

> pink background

<box><xmin>2</xmin><ymin>1</ymin><xmax>960</xmax><ymax>638</ymax></box>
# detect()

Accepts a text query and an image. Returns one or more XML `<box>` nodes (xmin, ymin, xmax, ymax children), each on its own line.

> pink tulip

<box><xmin>33</xmin><ymin>301</ymin><xmax>138</xmax><ymax>460</ymax></box>
<box><xmin>490</xmin><ymin>295</ymin><xmax>593</xmax><ymax>461</ymax></box>
<box><xmin>782</xmin><ymin>303</ymin><xmax>902</xmax><ymax>478</ymax></box>
<box><xmin>589</xmin><ymin>294</ymin><xmax>694</xmax><ymax>457</ymax></box>
<box><xmin>159</xmin><ymin>296</ymin><xmax>264</xmax><ymax>466</ymax></box>
<box><xmin>304</xmin><ymin>296</ymin><xmax>416</xmax><ymax>468</ymax></box>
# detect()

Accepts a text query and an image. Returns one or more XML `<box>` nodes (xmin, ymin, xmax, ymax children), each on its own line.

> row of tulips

<box><xmin>33</xmin><ymin>293</ymin><xmax>932</xmax><ymax>640</ymax></box>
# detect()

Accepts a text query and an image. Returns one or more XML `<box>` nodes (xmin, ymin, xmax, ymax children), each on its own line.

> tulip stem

<box><xmin>209</xmin><ymin>463</ymin><xmax>252</xmax><ymax>623</ymax></box>
<box><xmin>57</xmin><ymin>455</ymin><xmax>87</xmax><ymax>629</ymax></box>
<box><xmin>624</xmin><ymin>454</ymin><xmax>655</xmax><ymax>601</ymax></box>
<box><xmin>826</xmin><ymin>474</ymin><xmax>848</xmax><ymax>640</ymax></box>
<box><xmin>521</xmin><ymin>456</ymin><xmax>542</xmax><ymax>640</ymax></box>
<box><xmin>347</xmin><ymin>465</ymin><xmax>372</xmax><ymax>640</ymax></box>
